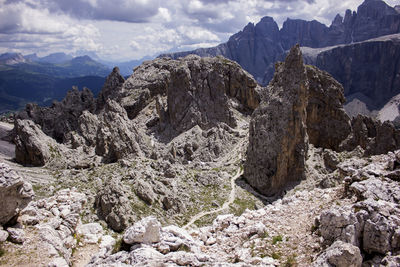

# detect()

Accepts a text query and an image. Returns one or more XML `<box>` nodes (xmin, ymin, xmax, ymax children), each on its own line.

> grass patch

<box><xmin>0</xmin><ymin>246</ymin><xmax>5</xmax><ymax>257</ymax></box>
<box><xmin>229</xmin><ymin>197</ymin><xmax>256</xmax><ymax>216</ymax></box>
<box><xmin>272</xmin><ymin>235</ymin><xmax>283</xmax><ymax>245</ymax></box>
<box><xmin>284</xmin><ymin>254</ymin><xmax>297</xmax><ymax>267</ymax></box>
<box><xmin>271</xmin><ymin>251</ymin><xmax>281</xmax><ymax>259</ymax></box>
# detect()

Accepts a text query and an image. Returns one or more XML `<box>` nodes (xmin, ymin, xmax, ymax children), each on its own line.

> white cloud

<box><xmin>0</xmin><ymin>0</ymin><xmax>398</xmax><ymax>61</ymax></box>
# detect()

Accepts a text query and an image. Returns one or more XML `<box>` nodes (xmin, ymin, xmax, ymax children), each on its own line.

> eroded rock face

<box><xmin>14</xmin><ymin>119</ymin><xmax>61</xmax><ymax>166</ymax></box>
<box><xmin>123</xmin><ymin>55</ymin><xmax>261</xmax><ymax>132</ymax></box>
<box><xmin>96</xmin><ymin>67</ymin><xmax>125</xmax><ymax>111</ymax></box>
<box><xmin>244</xmin><ymin>45</ymin><xmax>309</xmax><ymax>196</ymax></box>
<box><xmin>340</xmin><ymin>114</ymin><xmax>400</xmax><ymax>156</ymax></box>
<box><xmin>95</xmin><ymin>177</ymin><xmax>135</xmax><ymax>232</ymax></box>
<box><xmin>94</xmin><ymin>100</ymin><xmax>142</xmax><ymax>163</ymax></box>
<box><xmin>17</xmin><ymin>87</ymin><xmax>96</xmax><ymax>143</ymax></box>
<box><xmin>14</xmin><ymin>55</ymin><xmax>260</xmax><ymax>167</ymax></box>
<box><xmin>306</xmin><ymin>65</ymin><xmax>351</xmax><ymax>150</ymax></box>
<box><xmin>316</xmin><ymin>150</ymin><xmax>400</xmax><ymax>264</ymax></box>
<box><xmin>0</xmin><ymin>163</ymin><xmax>34</xmax><ymax>225</ymax></box>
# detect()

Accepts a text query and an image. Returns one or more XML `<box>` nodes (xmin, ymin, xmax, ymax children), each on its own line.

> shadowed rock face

<box><xmin>306</xmin><ymin>65</ymin><xmax>351</xmax><ymax>151</ymax></box>
<box><xmin>313</xmin><ymin>38</ymin><xmax>400</xmax><ymax>110</ymax></box>
<box><xmin>244</xmin><ymin>45</ymin><xmax>309</xmax><ymax>196</ymax></box>
<box><xmin>162</xmin><ymin>0</ymin><xmax>400</xmax><ymax>85</ymax></box>
<box><xmin>244</xmin><ymin>45</ymin><xmax>354</xmax><ymax>196</ymax></box>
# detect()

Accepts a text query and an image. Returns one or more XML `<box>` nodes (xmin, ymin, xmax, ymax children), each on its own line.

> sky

<box><xmin>0</xmin><ymin>0</ymin><xmax>398</xmax><ymax>62</ymax></box>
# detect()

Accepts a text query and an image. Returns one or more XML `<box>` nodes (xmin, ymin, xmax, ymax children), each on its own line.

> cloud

<box><xmin>0</xmin><ymin>1</ymin><xmax>101</xmax><ymax>56</ymax></box>
<box><xmin>0</xmin><ymin>0</ymin><xmax>398</xmax><ymax>62</ymax></box>
<box><xmin>40</xmin><ymin>0</ymin><xmax>161</xmax><ymax>23</ymax></box>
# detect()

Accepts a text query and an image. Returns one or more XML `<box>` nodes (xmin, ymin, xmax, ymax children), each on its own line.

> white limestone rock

<box><xmin>123</xmin><ymin>216</ymin><xmax>161</xmax><ymax>245</ymax></box>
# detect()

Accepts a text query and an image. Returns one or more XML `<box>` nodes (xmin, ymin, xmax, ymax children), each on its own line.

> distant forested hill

<box><xmin>0</xmin><ymin>55</ymin><xmax>109</xmax><ymax>113</ymax></box>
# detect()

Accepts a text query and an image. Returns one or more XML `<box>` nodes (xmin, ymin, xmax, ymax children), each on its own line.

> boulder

<box><xmin>312</xmin><ymin>240</ymin><xmax>362</xmax><ymax>267</ymax></box>
<box><xmin>0</xmin><ymin>163</ymin><xmax>34</xmax><ymax>225</ymax></box>
<box><xmin>123</xmin><ymin>216</ymin><xmax>161</xmax><ymax>245</ymax></box>
<box><xmin>14</xmin><ymin>119</ymin><xmax>62</xmax><ymax>166</ymax></box>
<box><xmin>0</xmin><ymin>229</ymin><xmax>8</xmax><ymax>242</ymax></box>
<box><xmin>95</xmin><ymin>177</ymin><xmax>135</xmax><ymax>232</ymax></box>
<box><xmin>134</xmin><ymin>179</ymin><xmax>156</xmax><ymax>205</ymax></box>
<box><xmin>7</xmin><ymin>227</ymin><xmax>26</xmax><ymax>244</ymax></box>
<box><xmin>318</xmin><ymin>207</ymin><xmax>366</xmax><ymax>247</ymax></box>
<box><xmin>76</xmin><ymin>223</ymin><xmax>103</xmax><ymax>244</ymax></box>
<box><xmin>244</xmin><ymin>45</ymin><xmax>309</xmax><ymax>196</ymax></box>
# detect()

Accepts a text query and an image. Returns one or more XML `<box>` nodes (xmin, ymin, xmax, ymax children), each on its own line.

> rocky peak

<box><xmin>245</xmin><ymin>45</ymin><xmax>309</xmax><ymax>196</ymax></box>
<box><xmin>331</xmin><ymin>14</ymin><xmax>344</xmax><ymax>27</ymax></box>
<box><xmin>358</xmin><ymin>0</ymin><xmax>397</xmax><ymax>17</ymax></box>
<box><xmin>245</xmin><ymin>44</ymin><xmax>354</xmax><ymax>196</ymax></box>
<box><xmin>164</xmin><ymin>1</ymin><xmax>400</xmax><ymax>85</ymax></box>
<box><xmin>254</xmin><ymin>16</ymin><xmax>280</xmax><ymax>40</ymax></box>
<box><xmin>0</xmin><ymin>52</ymin><xmax>27</xmax><ymax>65</ymax></box>
<box><xmin>13</xmin><ymin>54</ymin><xmax>261</xmax><ymax>167</ymax></box>
<box><xmin>96</xmin><ymin>66</ymin><xmax>125</xmax><ymax>110</ymax></box>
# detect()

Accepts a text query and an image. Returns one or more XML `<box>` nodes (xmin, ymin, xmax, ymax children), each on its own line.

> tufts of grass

<box><xmin>284</xmin><ymin>254</ymin><xmax>298</xmax><ymax>267</ymax></box>
<box><xmin>271</xmin><ymin>251</ymin><xmax>281</xmax><ymax>259</ymax></box>
<box><xmin>0</xmin><ymin>246</ymin><xmax>5</xmax><ymax>257</ymax></box>
<box><xmin>272</xmin><ymin>235</ymin><xmax>283</xmax><ymax>245</ymax></box>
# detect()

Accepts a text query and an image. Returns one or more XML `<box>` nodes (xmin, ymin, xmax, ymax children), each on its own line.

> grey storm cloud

<box><xmin>25</xmin><ymin>0</ymin><xmax>161</xmax><ymax>23</ymax></box>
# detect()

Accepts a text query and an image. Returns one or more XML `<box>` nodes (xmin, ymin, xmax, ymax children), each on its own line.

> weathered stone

<box><xmin>96</xmin><ymin>67</ymin><xmax>125</xmax><ymax>111</ymax></box>
<box><xmin>306</xmin><ymin>65</ymin><xmax>351</xmax><ymax>150</ymax></box>
<box><xmin>244</xmin><ymin>45</ymin><xmax>309</xmax><ymax>196</ymax></box>
<box><xmin>76</xmin><ymin>223</ymin><xmax>103</xmax><ymax>244</ymax></box>
<box><xmin>7</xmin><ymin>227</ymin><xmax>25</xmax><ymax>244</ymax></box>
<box><xmin>339</xmin><ymin>114</ymin><xmax>400</xmax><ymax>156</ymax></box>
<box><xmin>312</xmin><ymin>240</ymin><xmax>362</xmax><ymax>267</ymax></box>
<box><xmin>17</xmin><ymin>86</ymin><xmax>96</xmax><ymax>143</ymax></box>
<box><xmin>0</xmin><ymin>229</ymin><xmax>8</xmax><ymax>242</ymax></box>
<box><xmin>95</xmin><ymin>177</ymin><xmax>135</xmax><ymax>232</ymax></box>
<box><xmin>47</xmin><ymin>257</ymin><xmax>69</xmax><ymax>267</ymax></box>
<box><xmin>134</xmin><ymin>179</ymin><xmax>156</xmax><ymax>205</ymax></box>
<box><xmin>0</xmin><ymin>163</ymin><xmax>34</xmax><ymax>225</ymax></box>
<box><xmin>319</xmin><ymin>207</ymin><xmax>366</xmax><ymax>247</ymax></box>
<box><xmin>14</xmin><ymin>119</ymin><xmax>62</xmax><ymax>166</ymax></box>
<box><xmin>123</xmin><ymin>216</ymin><xmax>161</xmax><ymax>245</ymax></box>
<box><xmin>95</xmin><ymin>100</ymin><xmax>142</xmax><ymax>163</ymax></box>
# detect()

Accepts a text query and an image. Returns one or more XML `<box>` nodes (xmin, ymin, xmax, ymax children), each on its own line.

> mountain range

<box><xmin>161</xmin><ymin>0</ymin><xmax>400</xmax><ymax>116</ymax></box>
<box><xmin>0</xmin><ymin>53</ymin><xmax>112</xmax><ymax>113</ymax></box>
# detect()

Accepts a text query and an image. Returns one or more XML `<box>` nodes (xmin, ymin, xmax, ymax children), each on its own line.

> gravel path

<box><xmin>183</xmin><ymin>166</ymin><xmax>244</xmax><ymax>229</ymax></box>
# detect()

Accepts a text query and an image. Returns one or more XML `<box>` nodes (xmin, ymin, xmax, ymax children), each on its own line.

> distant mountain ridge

<box><xmin>161</xmin><ymin>0</ymin><xmax>400</xmax><ymax>85</ymax></box>
<box><xmin>0</xmin><ymin>53</ymin><xmax>110</xmax><ymax>113</ymax></box>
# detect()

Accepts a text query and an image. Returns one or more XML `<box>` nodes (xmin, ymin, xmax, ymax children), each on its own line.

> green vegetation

<box><xmin>229</xmin><ymin>197</ymin><xmax>256</xmax><ymax>216</ymax></box>
<box><xmin>272</xmin><ymin>235</ymin><xmax>283</xmax><ymax>245</ymax></box>
<box><xmin>284</xmin><ymin>254</ymin><xmax>298</xmax><ymax>267</ymax></box>
<box><xmin>0</xmin><ymin>61</ymin><xmax>107</xmax><ymax>112</ymax></box>
<box><xmin>0</xmin><ymin>246</ymin><xmax>5</xmax><ymax>257</ymax></box>
<box><xmin>271</xmin><ymin>251</ymin><xmax>281</xmax><ymax>259</ymax></box>
<box><xmin>112</xmin><ymin>237</ymin><xmax>123</xmax><ymax>254</ymax></box>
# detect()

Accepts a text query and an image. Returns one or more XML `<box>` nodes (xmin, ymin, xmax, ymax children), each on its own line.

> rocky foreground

<box><xmin>0</xmin><ymin>46</ymin><xmax>399</xmax><ymax>266</ymax></box>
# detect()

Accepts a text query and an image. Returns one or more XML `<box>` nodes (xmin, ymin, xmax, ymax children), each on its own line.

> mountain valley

<box><xmin>0</xmin><ymin>0</ymin><xmax>400</xmax><ymax>267</ymax></box>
